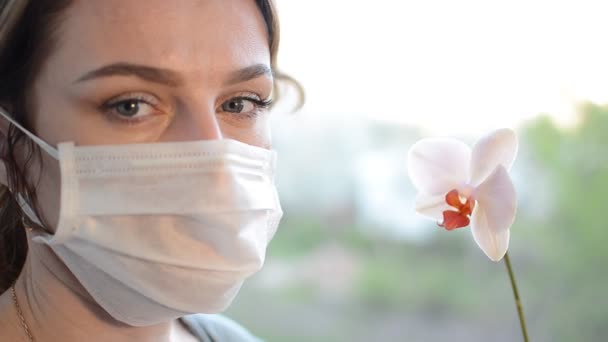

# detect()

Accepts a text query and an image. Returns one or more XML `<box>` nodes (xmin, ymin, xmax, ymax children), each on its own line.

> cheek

<box><xmin>219</xmin><ymin>115</ymin><xmax>272</xmax><ymax>149</ymax></box>
<box><xmin>31</xmin><ymin>84</ymin><xmax>78</xmax><ymax>146</ymax></box>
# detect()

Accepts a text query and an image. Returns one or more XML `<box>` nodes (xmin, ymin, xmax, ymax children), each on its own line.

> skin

<box><xmin>0</xmin><ymin>0</ymin><xmax>273</xmax><ymax>340</ymax></box>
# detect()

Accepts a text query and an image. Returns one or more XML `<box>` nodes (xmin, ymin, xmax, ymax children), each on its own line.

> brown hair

<box><xmin>0</xmin><ymin>0</ymin><xmax>302</xmax><ymax>294</ymax></box>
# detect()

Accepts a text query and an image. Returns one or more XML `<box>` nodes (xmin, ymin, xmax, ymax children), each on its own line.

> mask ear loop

<box><xmin>0</xmin><ymin>107</ymin><xmax>57</xmax><ymax>234</ymax></box>
<box><xmin>0</xmin><ymin>106</ymin><xmax>59</xmax><ymax>160</ymax></box>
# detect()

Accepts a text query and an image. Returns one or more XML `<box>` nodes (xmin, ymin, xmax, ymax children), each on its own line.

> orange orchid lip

<box><xmin>438</xmin><ymin>189</ymin><xmax>475</xmax><ymax>231</ymax></box>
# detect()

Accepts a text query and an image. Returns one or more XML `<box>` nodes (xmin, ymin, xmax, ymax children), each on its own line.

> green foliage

<box><xmin>266</xmin><ymin>215</ymin><xmax>328</xmax><ymax>259</ymax></box>
<box><xmin>519</xmin><ymin>103</ymin><xmax>608</xmax><ymax>341</ymax></box>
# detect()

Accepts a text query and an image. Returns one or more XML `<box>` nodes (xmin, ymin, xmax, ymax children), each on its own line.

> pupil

<box><xmin>119</xmin><ymin>101</ymin><xmax>139</xmax><ymax>117</ymax></box>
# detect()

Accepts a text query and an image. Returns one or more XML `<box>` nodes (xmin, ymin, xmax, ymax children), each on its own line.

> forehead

<box><xmin>44</xmin><ymin>0</ymin><xmax>270</xmax><ymax>83</ymax></box>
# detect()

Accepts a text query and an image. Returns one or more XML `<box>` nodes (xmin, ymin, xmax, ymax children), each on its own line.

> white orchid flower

<box><xmin>407</xmin><ymin>129</ymin><xmax>518</xmax><ymax>261</ymax></box>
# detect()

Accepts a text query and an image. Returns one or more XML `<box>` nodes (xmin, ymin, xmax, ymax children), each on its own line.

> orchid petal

<box><xmin>407</xmin><ymin>138</ymin><xmax>471</xmax><ymax>195</ymax></box>
<box><xmin>470</xmin><ymin>165</ymin><xmax>517</xmax><ymax>261</ymax></box>
<box><xmin>415</xmin><ymin>193</ymin><xmax>451</xmax><ymax>221</ymax></box>
<box><xmin>469</xmin><ymin>128</ymin><xmax>518</xmax><ymax>186</ymax></box>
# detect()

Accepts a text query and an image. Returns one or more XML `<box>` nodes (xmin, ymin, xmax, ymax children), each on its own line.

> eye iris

<box><xmin>224</xmin><ymin>99</ymin><xmax>244</xmax><ymax>113</ymax></box>
<box><xmin>117</xmin><ymin>101</ymin><xmax>139</xmax><ymax>117</ymax></box>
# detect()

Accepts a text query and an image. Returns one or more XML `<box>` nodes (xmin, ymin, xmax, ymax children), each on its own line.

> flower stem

<box><xmin>503</xmin><ymin>252</ymin><xmax>529</xmax><ymax>342</ymax></box>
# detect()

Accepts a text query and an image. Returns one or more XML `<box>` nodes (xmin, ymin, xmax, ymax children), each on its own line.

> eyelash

<box><xmin>226</xmin><ymin>95</ymin><xmax>273</xmax><ymax>118</ymax></box>
<box><xmin>241</xmin><ymin>96</ymin><xmax>273</xmax><ymax>108</ymax></box>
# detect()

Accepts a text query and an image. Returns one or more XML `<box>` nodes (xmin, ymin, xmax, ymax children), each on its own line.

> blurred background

<box><xmin>226</xmin><ymin>1</ymin><xmax>608</xmax><ymax>341</ymax></box>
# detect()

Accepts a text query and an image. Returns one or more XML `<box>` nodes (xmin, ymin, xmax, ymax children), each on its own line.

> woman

<box><xmin>0</xmin><ymin>0</ymin><xmax>298</xmax><ymax>341</ymax></box>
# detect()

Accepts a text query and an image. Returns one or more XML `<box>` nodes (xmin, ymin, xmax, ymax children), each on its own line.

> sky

<box><xmin>275</xmin><ymin>0</ymin><xmax>608</xmax><ymax>134</ymax></box>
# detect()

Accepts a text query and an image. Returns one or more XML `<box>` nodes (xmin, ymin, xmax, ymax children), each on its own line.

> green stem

<box><xmin>503</xmin><ymin>252</ymin><xmax>530</xmax><ymax>342</ymax></box>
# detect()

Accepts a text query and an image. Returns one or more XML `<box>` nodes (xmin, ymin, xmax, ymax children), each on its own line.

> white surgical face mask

<box><xmin>0</xmin><ymin>109</ymin><xmax>283</xmax><ymax>326</ymax></box>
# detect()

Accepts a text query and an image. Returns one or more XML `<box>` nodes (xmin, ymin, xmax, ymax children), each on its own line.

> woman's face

<box><xmin>33</xmin><ymin>0</ymin><xmax>273</xmax><ymax>147</ymax></box>
<box><xmin>28</xmin><ymin>0</ymin><xmax>273</xmax><ymax>231</ymax></box>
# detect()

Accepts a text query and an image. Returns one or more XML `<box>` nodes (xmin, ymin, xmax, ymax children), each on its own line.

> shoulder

<box><xmin>180</xmin><ymin>314</ymin><xmax>263</xmax><ymax>342</ymax></box>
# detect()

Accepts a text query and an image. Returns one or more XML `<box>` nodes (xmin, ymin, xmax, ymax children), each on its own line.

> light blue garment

<box><xmin>179</xmin><ymin>314</ymin><xmax>263</xmax><ymax>342</ymax></box>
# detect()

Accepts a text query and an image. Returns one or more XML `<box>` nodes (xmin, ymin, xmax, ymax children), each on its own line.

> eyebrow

<box><xmin>225</xmin><ymin>64</ymin><xmax>273</xmax><ymax>85</ymax></box>
<box><xmin>74</xmin><ymin>62</ymin><xmax>273</xmax><ymax>87</ymax></box>
<box><xmin>75</xmin><ymin>63</ymin><xmax>183</xmax><ymax>86</ymax></box>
